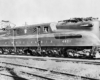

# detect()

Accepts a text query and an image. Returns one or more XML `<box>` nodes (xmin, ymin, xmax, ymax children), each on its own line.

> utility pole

<box><xmin>37</xmin><ymin>26</ymin><xmax>41</xmax><ymax>54</ymax></box>
<box><xmin>25</xmin><ymin>22</ymin><xmax>27</xmax><ymax>26</ymax></box>
<box><xmin>13</xmin><ymin>29</ymin><xmax>16</xmax><ymax>53</ymax></box>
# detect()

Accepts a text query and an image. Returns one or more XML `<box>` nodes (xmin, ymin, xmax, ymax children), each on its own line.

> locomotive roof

<box><xmin>6</xmin><ymin>17</ymin><xmax>99</xmax><ymax>30</ymax></box>
<box><xmin>13</xmin><ymin>23</ymin><xmax>50</xmax><ymax>29</ymax></box>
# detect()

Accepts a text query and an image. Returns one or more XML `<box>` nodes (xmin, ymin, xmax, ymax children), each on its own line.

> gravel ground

<box><xmin>0</xmin><ymin>57</ymin><xmax>100</xmax><ymax>80</ymax></box>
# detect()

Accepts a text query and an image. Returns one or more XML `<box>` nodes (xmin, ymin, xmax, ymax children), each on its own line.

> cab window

<box><xmin>44</xmin><ymin>27</ymin><xmax>48</xmax><ymax>33</ymax></box>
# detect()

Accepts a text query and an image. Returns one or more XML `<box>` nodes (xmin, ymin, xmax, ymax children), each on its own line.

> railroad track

<box><xmin>0</xmin><ymin>61</ymin><xmax>99</xmax><ymax>80</ymax></box>
<box><xmin>0</xmin><ymin>66</ymin><xmax>52</xmax><ymax>80</ymax></box>
<box><xmin>0</xmin><ymin>73</ymin><xmax>28</xmax><ymax>80</ymax></box>
<box><xmin>0</xmin><ymin>55</ymin><xmax>100</xmax><ymax>65</ymax></box>
<box><xmin>51</xmin><ymin>58</ymin><xmax>100</xmax><ymax>65</ymax></box>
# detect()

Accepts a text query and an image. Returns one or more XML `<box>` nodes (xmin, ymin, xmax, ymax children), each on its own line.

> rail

<box><xmin>0</xmin><ymin>62</ymin><xmax>99</xmax><ymax>80</ymax></box>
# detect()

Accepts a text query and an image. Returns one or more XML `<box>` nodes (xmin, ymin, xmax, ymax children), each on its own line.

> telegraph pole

<box><xmin>13</xmin><ymin>29</ymin><xmax>16</xmax><ymax>53</ymax></box>
<box><xmin>37</xmin><ymin>26</ymin><xmax>41</xmax><ymax>55</ymax></box>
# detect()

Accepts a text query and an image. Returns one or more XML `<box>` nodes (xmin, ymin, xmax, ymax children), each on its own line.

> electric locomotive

<box><xmin>0</xmin><ymin>17</ymin><xmax>100</xmax><ymax>58</ymax></box>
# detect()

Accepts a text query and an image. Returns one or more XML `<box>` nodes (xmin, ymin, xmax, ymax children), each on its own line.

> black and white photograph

<box><xmin>0</xmin><ymin>0</ymin><xmax>100</xmax><ymax>80</ymax></box>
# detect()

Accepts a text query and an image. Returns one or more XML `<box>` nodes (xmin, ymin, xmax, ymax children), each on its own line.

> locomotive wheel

<box><xmin>24</xmin><ymin>49</ymin><xmax>33</xmax><ymax>56</ymax></box>
<box><xmin>77</xmin><ymin>50</ymin><xmax>87</xmax><ymax>58</ymax></box>
<box><xmin>50</xmin><ymin>50</ymin><xmax>55</xmax><ymax>57</ymax></box>
<box><xmin>41</xmin><ymin>50</ymin><xmax>47</xmax><ymax>57</ymax></box>
<box><xmin>17</xmin><ymin>49</ymin><xmax>24</xmax><ymax>55</ymax></box>
<box><xmin>3</xmin><ymin>48</ymin><xmax>10</xmax><ymax>55</ymax></box>
<box><xmin>32</xmin><ymin>50</ymin><xmax>37</xmax><ymax>56</ymax></box>
<box><xmin>9</xmin><ymin>48</ymin><xmax>16</xmax><ymax>55</ymax></box>
<box><xmin>53</xmin><ymin>50</ymin><xmax>60</xmax><ymax>57</ymax></box>
<box><xmin>58</xmin><ymin>49</ymin><xmax>63</xmax><ymax>57</ymax></box>
<box><xmin>47</xmin><ymin>50</ymin><xmax>52</xmax><ymax>57</ymax></box>
<box><xmin>67</xmin><ymin>49</ymin><xmax>76</xmax><ymax>57</ymax></box>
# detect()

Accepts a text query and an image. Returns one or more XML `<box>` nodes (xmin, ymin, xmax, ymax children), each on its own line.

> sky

<box><xmin>0</xmin><ymin>0</ymin><xmax>100</xmax><ymax>26</ymax></box>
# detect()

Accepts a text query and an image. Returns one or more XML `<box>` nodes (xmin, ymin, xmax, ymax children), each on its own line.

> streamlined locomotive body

<box><xmin>0</xmin><ymin>17</ymin><xmax>100</xmax><ymax>58</ymax></box>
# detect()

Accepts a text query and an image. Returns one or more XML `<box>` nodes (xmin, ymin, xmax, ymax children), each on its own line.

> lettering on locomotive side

<box><xmin>62</xmin><ymin>40</ymin><xmax>71</xmax><ymax>43</ymax></box>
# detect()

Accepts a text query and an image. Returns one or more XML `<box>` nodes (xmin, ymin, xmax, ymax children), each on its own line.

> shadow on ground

<box><xmin>6</xmin><ymin>68</ymin><xmax>28</xmax><ymax>80</ymax></box>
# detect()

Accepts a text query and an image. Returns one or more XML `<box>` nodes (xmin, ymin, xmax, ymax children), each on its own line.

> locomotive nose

<box><xmin>91</xmin><ymin>20</ymin><xmax>100</xmax><ymax>39</ymax></box>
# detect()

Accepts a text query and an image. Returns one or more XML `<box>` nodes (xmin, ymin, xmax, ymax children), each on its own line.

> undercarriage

<box><xmin>0</xmin><ymin>46</ymin><xmax>99</xmax><ymax>58</ymax></box>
